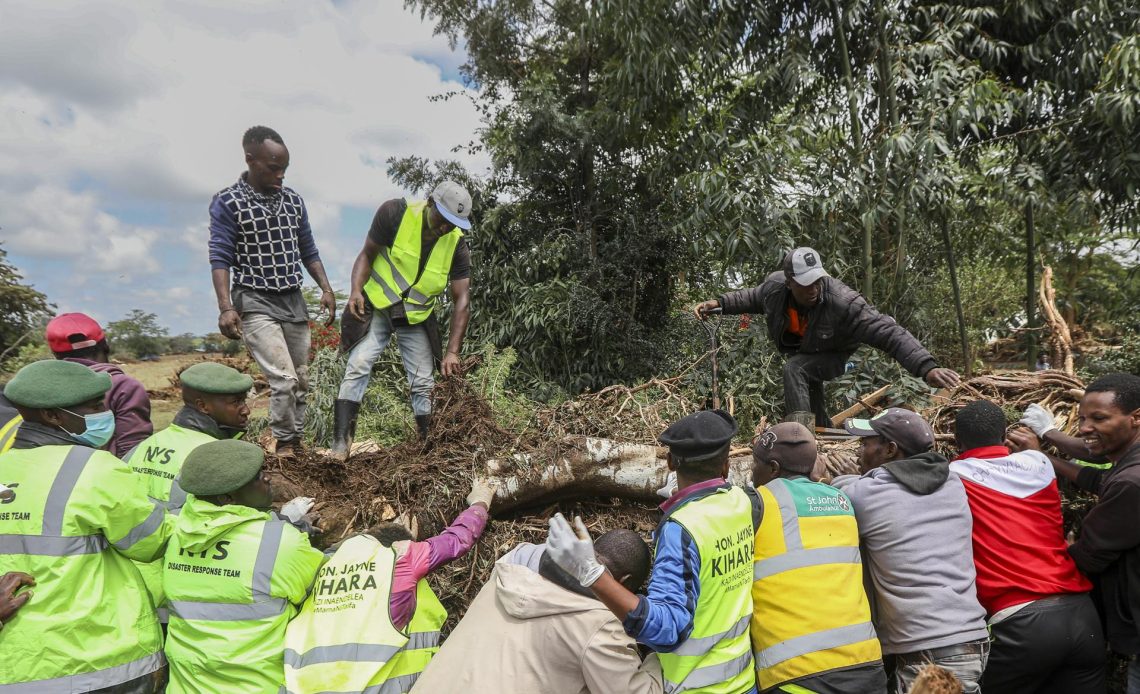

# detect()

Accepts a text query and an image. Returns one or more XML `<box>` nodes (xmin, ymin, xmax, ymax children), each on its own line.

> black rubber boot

<box><xmin>415</xmin><ymin>413</ymin><xmax>431</xmax><ymax>441</ymax></box>
<box><xmin>329</xmin><ymin>399</ymin><xmax>360</xmax><ymax>462</ymax></box>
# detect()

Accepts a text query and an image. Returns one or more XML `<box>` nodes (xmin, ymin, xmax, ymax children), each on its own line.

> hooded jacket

<box><xmin>412</xmin><ymin>543</ymin><xmax>663</xmax><ymax>694</ymax></box>
<box><xmin>163</xmin><ymin>498</ymin><xmax>323</xmax><ymax>694</ymax></box>
<box><xmin>718</xmin><ymin>272</ymin><xmax>936</xmax><ymax>377</ymax></box>
<box><xmin>833</xmin><ymin>452</ymin><xmax>988</xmax><ymax>654</ymax></box>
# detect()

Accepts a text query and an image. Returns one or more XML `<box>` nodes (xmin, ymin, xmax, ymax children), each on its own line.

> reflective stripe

<box><xmin>663</xmin><ymin>650</ymin><xmax>753</xmax><ymax>694</ymax></box>
<box><xmin>753</xmin><ymin>546</ymin><xmax>862</xmax><ymax>581</ymax></box>
<box><xmin>378</xmin><ymin>247</ymin><xmax>413</xmax><ymax>292</ymax></box>
<box><xmin>755</xmin><ymin>621</ymin><xmax>877</xmax><ymax>669</ymax></box>
<box><xmin>0</xmin><ymin>650</ymin><xmax>165</xmax><ymax>693</ymax></box>
<box><xmin>767</xmin><ymin>479</ymin><xmax>802</xmax><ymax>551</ymax></box>
<box><xmin>404</xmin><ymin>287</ymin><xmax>433</xmax><ymax>306</ymax></box>
<box><xmin>284</xmin><ymin>642</ymin><xmax>404</xmax><ymax>668</ymax></box>
<box><xmin>0</xmin><ymin>415</ymin><xmax>21</xmax><ymax>452</ymax></box>
<box><xmin>285</xmin><ymin>672</ymin><xmax>421</xmax><ymax>694</ymax></box>
<box><xmin>404</xmin><ymin>630</ymin><xmax>440</xmax><ymax>650</ymax></box>
<box><xmin>672</xmin><ymin>614</ymin><xmax>751</xmax><ymax>657</ymax></box>
<box><xmin>113</xmin><ymin>502</ymin><xmax>164</xmax><ymax>550</ymax></box>
<box><xmin>42</xmin><ymin>447</ymin><xmax>94</xmax><ymax>535</ymax></box>
<box><xmin>167</xmin><ymin>480</ymin><xmax>188</xmax><ymax>513</ymax></box>
<box><xmin>168</xmin><ymin>598</ymin><xmax>287</xmax><ymax>621</ymax></box>
<box><xmin>369</xmin><ymin>268</ymin><xmax>405</xmax><ymax>305</ymax></box>
<box><xmin>254</xmin><ymin>520</ymin><xmax>285</xmax><ymax>597</ymax></box>
<box><xmin>0</xmin><ymin>533</ymin><xmax>108</xmax><ymax>556</ymax></box>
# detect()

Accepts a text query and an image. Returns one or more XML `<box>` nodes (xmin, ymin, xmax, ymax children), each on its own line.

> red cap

<box><xmin>45</xmin><ymin>313</ymin><xmax>106</xmax><ymax>353</ymax></box>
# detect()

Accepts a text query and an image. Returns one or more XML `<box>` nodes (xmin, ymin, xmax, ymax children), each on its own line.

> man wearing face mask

<box><xmin>693</xmin><ymin>248</ymin><xmax>959</xmax><ymax>428</ymax></box>
<box><xmin>46</xmin><ymin>311</ymin><xmax>153</xmax><ymax>458</ymax></box>
<box><xmin>163</xmin><ymin>439</ymin><xmax>323</xmax><ymax>694</ymax></box>
<box><xmin>0</xmin><ymin>359</ymin><xmax>171</xmax><ymax>692</ymax></box>
<box><xmin>122</xmin><ymin>361</ymin><xmax>254</xmax><ymax>622</ymax></box>
<box><xmin>330</xmin><ymin>180</ymin><xmax>474</xmax><ymax>457</ymax></box>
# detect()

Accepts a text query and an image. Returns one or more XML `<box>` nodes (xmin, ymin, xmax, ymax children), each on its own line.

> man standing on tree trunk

<box><xmin>329</xmin><ymin>181</ymin><xmax>473</xmax><ymax>460</ymax></box>
<box><xmin>208</xmin><ymin>126</ymin><xmax>336</xmax><ymax>460</ymax></box>
<box><xmin>694</xmin><ymin>247</ymin><xmax>959</xmax><ymax>427</ymax></box>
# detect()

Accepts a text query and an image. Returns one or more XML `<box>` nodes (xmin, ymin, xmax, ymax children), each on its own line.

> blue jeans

<box><xmin>338</xmin><ymin>310</ymin><xmax>434</xmax><ymax>415</ymax></box>
<box><xmin>894</xmin><ymin>639</ymin><xmax>989</xmax><ymax>694</ymax></box>
<box><xmin>1128</xmin><ymin>656</ymin><xmax>1140</xmax><ymax>694</ymax></box>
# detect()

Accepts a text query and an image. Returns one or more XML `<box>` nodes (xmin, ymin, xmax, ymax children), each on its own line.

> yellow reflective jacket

<box><xmin>284</xmin><ymin>534</ymin><xmax>447</xmax><ymax>693</ymax></box>
<box><xmin>163</xmin><ymin>498</ymin><xmax>324</xmax><ymax>694</ymax></box>
<box><xmin>751</xmin><ymin>477</ymin><xmax>881</xmax><ymax>690</ymax></box>
<box><xmin>0</xmin><ymin>443</ymin><xmax>170</xmax><ymax>690</ymax></box>
<box><xmin>362</xmin><ymin>199</ymin><xmax>462</xmax><ymax>324</ymax></box>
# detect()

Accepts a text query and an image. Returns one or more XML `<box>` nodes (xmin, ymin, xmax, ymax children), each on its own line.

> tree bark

<box><xmin>1026</xmin><ymin>201</ymin><xmax>1038</xmax><ymax>369</ymax></box>
<box><xmin>940</xmin><ymin>218</ymin><xmax>972</xmax><ymax>375</ymax></box>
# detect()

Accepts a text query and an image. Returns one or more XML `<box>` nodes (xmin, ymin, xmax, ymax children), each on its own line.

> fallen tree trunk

<box><xmin>488</xmin><ymin>436</ymin><xmax>754</xmax><ymax>514</ymax></box>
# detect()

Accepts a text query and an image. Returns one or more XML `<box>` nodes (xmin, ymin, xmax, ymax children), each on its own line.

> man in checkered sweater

<box><xmin>208</xmin><ymin>125</ymin><xmax>336</xmax><ymax>459</ymax></box>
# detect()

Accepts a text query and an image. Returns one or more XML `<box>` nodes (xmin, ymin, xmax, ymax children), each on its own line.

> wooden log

<box><xmin>1038</xmin><ymin>265</ymin><xmax>1075</xmax><ymax>376</ymax></box>
<box><xmin>487</xmin><ymin>436</ymin><xmax>753</xmax><ymax>513</ymax></box>
<box><xmin>830</xmin><ymin>384</ymin><xmax>892</xmax><ymax>427</ymax></box>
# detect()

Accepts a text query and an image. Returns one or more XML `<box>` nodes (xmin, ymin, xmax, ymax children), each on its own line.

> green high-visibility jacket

<box><xmin>657</xmin><ymin>486</ymin><xmax>757</xmax><ymax>694</ymax></box>
<box><xmin>0</xmin><ymin>444</ymin><xmax>170</xmax><ymax>690</ymax></box>
<box><xmin>0</xmin><ymin>414</ymin><xmax>20</xmax><ymax>455</ymax></box>
<box><xmin>283</xmin><ymin>534</ymin><xmax>447</xmax><ymax>694</ymax></box>
<box><xmin>125</xmin><ymin>423</ymin><xmax>217</xmax><ymax>617</ymax></box>
<box><xmin>163</xmin><ymin>498</ymin><xmax>324</xmax><ymax>694</ymax></box>
<box><xmin>362</xmin><ymin>199</ymin><xmax>462</xmax><ymax>325</ymax></box>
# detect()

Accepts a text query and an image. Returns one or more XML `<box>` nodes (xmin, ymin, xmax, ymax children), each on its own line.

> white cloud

<box><xmin>0</xmin><ymin>0</ymin><xmax>485</xmax><ymax>333</ymax></box>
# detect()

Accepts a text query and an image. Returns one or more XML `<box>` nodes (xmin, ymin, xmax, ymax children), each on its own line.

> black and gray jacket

<box><xmin>719</xmin><ymin>271</ymin><xmax>937</xmax><ymax>377</ymax></box>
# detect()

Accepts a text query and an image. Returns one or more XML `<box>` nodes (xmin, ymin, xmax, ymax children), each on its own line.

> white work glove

<box><xmin>1019</xmin><ymin>403</ymin><xmax>1057</xmax><ymax>438</ymax></box>
<box><xmin>546</xmin><ymin>513</ymin><xmax>606</xmax><ymax>587</ymax></box>
<box><xmin>466</xmin><ymin>477</ymin><xmax>500</xmax><ymax>509</ymax></box>
<box><xmin>280</xmin><ymin>497</ymin><xmax>316</xmax><ymax>523</ymax></box>
<box><xmin>656</xmin><ymin>471</ymin><xmax>678</xmax><ymax>499</ymax></box>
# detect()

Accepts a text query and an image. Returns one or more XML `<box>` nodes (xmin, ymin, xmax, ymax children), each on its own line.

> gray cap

<box><xmin>844</xmin><ymin>407</ymin><xmax>935</xmax><ymax>456</ymax></box>
<box><xmin>430</xmin><ymin>180</ymin><xmax>473</xmax><ymax>230</ymax></box>
<box><xmin>782</xmin><ymin>247</ymin><xmax>829</xmax><ymax>286</ymax></box>
<box><xmin>753</xmin><ymin>422</ymin><xmax>817</xmax><ymax>474</ymax></box>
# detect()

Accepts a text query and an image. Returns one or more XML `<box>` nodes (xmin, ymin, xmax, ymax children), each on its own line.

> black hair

<box><xmin>594</xmin><ymin>529</ymin><xmax>651</xmax><ymax>592</ymax></box>
<box><xmin>673</xmin><ymin>448</ymin><xmax>729</xmax><ymax>479</ymax></box>
<box><xmin>242</xmin><ymin>126</ymin><xmax>284</xmax><ymax>149</ymax></box>
<box><xmin>51</xmin><ymin>337</ymin><xmax>109</xmax><ymax>362</ymax></box>
<box><xmin>368</xmin><ymin>522</ymin><xmax>415</xmax><ymax>547</ymax></box>
<box><xmin>1087</xmin><ymin>373</ymin><xmax>1140</xmax><ymax>414</ymax></box>
<box><xmin>955</xmin><ymin>400</ymin><xmax>1007</xmax><ymax>450</ymax></box>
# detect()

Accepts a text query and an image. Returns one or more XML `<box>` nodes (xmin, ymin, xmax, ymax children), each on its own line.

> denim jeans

<box><xmin>894</xmin><ymin>639</ymin><xmax>989</xmax><ymax>694</ymax></box>
<box><xmin>1128</xmin><ymin>656</ymin><xmax>1140</xmax><ymax>694</ymax></box>
<box><xmin>242</xmin><ymin>314</ymin><xmax>310</xmax><ymax>442</ymax></box>
<box><xmin>338</xmin><ymin>310</ymin><xmax>434</xmax><ymax>415</ymax></box>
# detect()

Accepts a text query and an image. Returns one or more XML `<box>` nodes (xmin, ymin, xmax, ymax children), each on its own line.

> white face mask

<box><xmin>59</xmin><ymin>408</ymin><xmax>116</xmax><ymax>448</ymax></box>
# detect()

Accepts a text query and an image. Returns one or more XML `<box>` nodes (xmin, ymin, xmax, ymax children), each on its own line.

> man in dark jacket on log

<box><xmin>694</xmin><ymin>247</ymin><xmax>960</xmax><ymax>427</ymax></box>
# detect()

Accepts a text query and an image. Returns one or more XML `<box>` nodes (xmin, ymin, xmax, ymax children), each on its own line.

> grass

<box><xmin>118</xmin><ymin>353</ymin><xmax>268</xmax><ymax>431</ymax></box>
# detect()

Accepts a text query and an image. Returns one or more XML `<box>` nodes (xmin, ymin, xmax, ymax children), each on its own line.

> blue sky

<box><xmin>0</xmin><ymin>0</ymin><xmax>483</xmax><ymax>336</ymax></box>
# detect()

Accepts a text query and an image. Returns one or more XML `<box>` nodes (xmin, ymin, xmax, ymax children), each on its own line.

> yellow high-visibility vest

<box><xmin>284</xmin><ymin>534</ymin><xmax>447</xmax><ymax>694</ymax></box>
<box><xmin>362</xmin><ymin>200</ymin><xmax>462</xmax><ymax>325</ymax></box>
<box><xmin>751</xmin><ymin>477</ymin><xmax>881</xmax><ymax>690</ymax></box>
<box><xmin>0</xmin><ymin>412</ymin><xmax>21</xmax><ymax>454</ymax></box>
<box><xmin>657</xmin><ymin>486</ymin><xmax>757</xmax><ymax>694</ymax></box>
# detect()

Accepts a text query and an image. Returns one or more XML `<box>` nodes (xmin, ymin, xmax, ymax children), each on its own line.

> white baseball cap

<box><xmin>430</xmin><ymin>180</ymin><xmax>473</xmax><ymax>230</ymax></box>
<box><xmin>782</xmin><ymin>247</ymin><xmax>829</xmax><ymax>286</ymax></box>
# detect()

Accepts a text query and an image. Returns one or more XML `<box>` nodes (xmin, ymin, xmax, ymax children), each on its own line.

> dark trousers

<box><xmin>982</xmin><ymin>593</ymin><xmax>1106</xmax><ymax>694</ymax></box>
<box><xmin>769</xmin><ymin>662</ymin><xmax>888</xmax><ymax>693</ymax></box>
<box><xmin>782</xmin><ymin>352</ymin><xmax>849</xmax><ymax>426</ymax></box>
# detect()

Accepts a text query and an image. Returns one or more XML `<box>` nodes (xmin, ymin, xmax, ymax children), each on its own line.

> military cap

<box><xmin>4</xmin><ymin>360</ymin><xmax>112</xmax><ymax>409</ymax></box>
<box><xmin>659</xmin><ymin>409</ymin><xmax>739</xmax><ymax>462</ymax></box>
<box><xmin>179</xmin><ymin>439</ymin><xmax>265</xmax><ymax>497</ymax></box>
<box><xmin>180</xmin><ymin>362</ymin><xmax>254</xmax><ymax>394</ymax></box>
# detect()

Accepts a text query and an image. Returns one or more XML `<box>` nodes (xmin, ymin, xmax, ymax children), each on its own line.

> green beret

<box><xmin>180</xmin><ymin>362</ymin><xmax>254</xmax><ymax>395</ymax></box>
<box><xmin>180</xmin><ymin>439</ymin><xmax>265</xmax><ymax>497</ymax></box>
<box><xmin>4</xmin><ymin>360</ymin><xmax>112</xmax><ymax>409</ymax></box>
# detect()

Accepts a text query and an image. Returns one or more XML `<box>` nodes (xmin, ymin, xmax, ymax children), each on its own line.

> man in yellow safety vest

<box><xmin>546</xmin><ymin>409</ymin><xmax>759</xmax><ymax>694</ymax></box>
<box><xmin>749</xmin><ymin>422</ymin><xmax>886</xmax><ymax>693</ymax></box>
<box><xmin>331</xmin><ymin>180</ymin><xmax>474</xmax><ymax>458</ymax></box>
